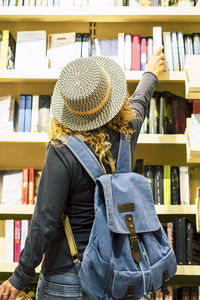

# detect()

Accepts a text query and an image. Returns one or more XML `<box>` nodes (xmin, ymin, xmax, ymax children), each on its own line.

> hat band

<box><xmin>66</xmin><ymin>77</ymin><xmax>111</xmax><ymax>116</ymax></box>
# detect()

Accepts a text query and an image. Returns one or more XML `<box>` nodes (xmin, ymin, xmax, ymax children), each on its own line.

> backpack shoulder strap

<box><xmin>65</xmin><ymin>135</ymin><xmax>105</xmax><ymax>182</ymax></box>
<box><xmin>116</xmin><ymin>134</ymin><xmax>131</xmax><ymax>173</ymax></box>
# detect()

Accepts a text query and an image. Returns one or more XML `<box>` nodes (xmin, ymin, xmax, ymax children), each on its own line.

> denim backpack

<box><xmin>64</xmin><ymin>134</ymin><xmax>177</xmax><ymax>300</ymax></box>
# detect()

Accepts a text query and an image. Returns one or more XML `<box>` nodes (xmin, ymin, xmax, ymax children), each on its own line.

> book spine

<box><xmin>179</xmin><ymin>166</ymin><xmax>190</xmax><ymax>205</ymax></box>
<box><xmin>193</xmin><ymin>100</ymin><xmax>200</xmax><ymax>114</ymax></box>
<box><xmin>177</xmin><ymin>31</ymin><xmax>185</xmax><ymax>71</ymax></box>
<box><xmin>171</xmin><ymin>166</ymin><xmax>180</xmax><ymax>205</ymax></box>
<box><xmin>35</xmin><ymin>0</ymin><xmax>42</xmax><ymax>5</ymax></box>
<box><xmin>18</xmin><ymin>94</ymin><xmax>26</xmax><ymax>132</ymax></box>
<box><xmin>164</xmin><ymin>165</ymin><xmax>171</xmax><ymax>205</ymax></box>
<box><xmin>5</xmin><ymin>219</ymin><xmax>14</xmax><ymax>262</ymax></box>
<box><xmin>3</xmin><ymin>0</ymin><xmax>10</xmax><ymax>5</ymax></box>
<box><xmin>28</xmin><ymin>168</ymin><xmax>34</xmax><ymax>205</ymax></box>
<box><xmin>31</xmin><ymin>95</ymin><xmax>39</xmax><ymax>133</ymax></box>
<box><xmin>186</xmin><ymin>222</ymin><xmax>194</xmax><ymax>265</ymax></box>
<box><xmin>118</xmin><ymin>33</ymin><xmax>125</xmax><ymax>70</ymax></box>
<box><xmin>167</xmin><ymin>222</ymin><xmax>173</xmax><ymax>248</ymax></box>
<box><xmin>24</xmin><ymin>95</ymin><xmax>32</xmax><ymax>132</ymax></box>
<box><xmin>29</xmin><ymin>0</ymin><xmax>36</xmax><ymax>5</ymax></box>
<box><xmin>124</xmin><ymin>33</ymin><xmax>132</xmax><ymax>71</ymax></box>
<box><xmin>20</xmin><ymin>220</ymin><xmax>29</xmax><ymax>251</ymax></box>
<box><xmin>147</xmin><ymin>37</ymin><xmax>153</xmax><ymax>61</ymax></box>
<box><xmin>14</xmin><ymin>220</ymin><xmax>21</xmax><ymax>262</ymax></box>
<box><xmin>7</xmin><ymin>32</ymin><xmax>16</xmax><ymax>70</ymax></box>
<box><xmin>9</xmin><ymin>0</ymin><xmax>16</xmax><ymax>5</ymax></box>
<box><xmin>0</xmin><ymin>30</ymin><xmax>9</xmax><ymax>69</ymax></box>
<box><xmin>47</xmin><ymin>0</ymin><xmax>54</xmax><ymax>5</ymax></box>
<box><xmin>140</xmin><ymin>37</ymin><xmax>147</xmax><ymax>71</ymax></box>
<box><xmin>131</xmin><ymin>34</ymin><xmax>140</xmax><ymax>70</ymax></box>
<box><xmin>75</xmin><ymin>33</ymin><xmax>82</xmax><ymax>59</ymax></box>
<box><xmin>192</xmin><ymin>33</ymin><xmax>200</xmax><ymax>55</ymax></box>
<box><xmin>144</xmin><ymin>165</ymin><xmax>155</xmax><ymax>199</ymax></box>
<box><xmin>154</xmin><ymin>165</ymin><xmax>164</xmax><ymax>205</ymax></box>
<box><xmin>163</xmin><ymin>32</ymin><xmax>173</xmax><ymax>71</ymax></box>
<box><xmin>153</xmin><ymin>26</ymin><xmax>162</xmax><ymax>52</ymax></box>
<box><xmin>171</xmin><ymin>32</ymin><xmax>180</xmax><ymax>71</ymax></box>
<box><xmin>53</xmin><ymin>0</ymin><xmax>59</xmax><ymax>5</ymax></box>
<box><xmin>175</xmin><ymin>217</ymin><xmax>186</xmax><ymax>265</ymax></box>
<box><xmin>17</xmin><ymin>0</ymin><xmax>24</xmax><ymax>5</ymax></box>
<box><xmin>22</xmin><ymin>168</ymin><xmax>29</xmax><ymax>204</ymax></box>
<box><xmin>23</xmin><ymin>0</ymin><xmax>29</xmax><ymax>5</ymax></box>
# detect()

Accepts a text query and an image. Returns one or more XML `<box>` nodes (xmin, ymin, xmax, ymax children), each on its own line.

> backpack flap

<box><xmin>97</xmin><ymin>172</ymin><xmax>161</xmax><ymax>234</ymax></box>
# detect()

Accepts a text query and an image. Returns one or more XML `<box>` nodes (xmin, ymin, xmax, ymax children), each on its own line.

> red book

<box><xmin>131</xmin><ymin>34</ymin><xmax>140</xmax><ymax>71</ymax></box>
<box><xmin>193</xmin><ymin>100</ymin><xmax>200</xmax><ymax>114</ymax></box>
<box><xmin>14</xmin><ymin>220</ymin><xmax>21</xmax><ymax>262</ymax></box>
<box><xmin>22</xmin><ymin>168</ymin><xmax>29</xmax><ymax>204</ymax></box>
<box><xmin>28</xmin><ymin>168</ymin><xmax>34</xmax><ymax>205</ymax></box>
<box><xmin>140</xmin><ymin>37</ymin><xmax>147</xmax><ymax>71</ymax></box>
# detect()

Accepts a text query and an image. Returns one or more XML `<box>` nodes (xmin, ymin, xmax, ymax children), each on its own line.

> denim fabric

<box><xmin>36</xmin><ymin>264</ymin><xmax>91</xmax><ymax>300</ymax></box>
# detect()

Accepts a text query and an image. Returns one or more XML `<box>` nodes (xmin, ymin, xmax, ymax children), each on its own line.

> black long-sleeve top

<box><xmin>9</xmin><ymin>72</ymin><xmax>158</xmax><ymax>290</ymax></box>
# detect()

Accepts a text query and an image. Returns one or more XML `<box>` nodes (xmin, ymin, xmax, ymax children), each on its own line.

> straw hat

<box><xmin>51</xmin><ymin>56</ymin><xmax>127</xmax><ymax>131</ymax></box>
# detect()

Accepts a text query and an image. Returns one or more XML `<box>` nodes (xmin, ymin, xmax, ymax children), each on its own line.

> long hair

<box><xmin>49</xmin><ymin>94</ymin><xmax>135</xmax><ymax>174</ymax></box>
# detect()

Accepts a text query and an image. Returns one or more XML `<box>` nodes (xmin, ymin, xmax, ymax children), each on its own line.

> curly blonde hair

<box><xmin>49</xmin><ymin>94</ymin><xmax>135</xmax><ymax>174</ymax></box>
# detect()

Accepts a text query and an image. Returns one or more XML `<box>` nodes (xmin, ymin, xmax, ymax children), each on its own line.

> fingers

<box><xmin>0</xmin><ymin>281</ymin><xmax>19</xmax><ymax>300</ymax></box>
<box><xmin>153</xmin><ymin>45</ymin><xmax>164</xmax><ymax>56</ymax></box>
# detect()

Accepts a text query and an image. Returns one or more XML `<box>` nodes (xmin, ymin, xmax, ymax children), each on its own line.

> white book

<box><xmin>177</xmin><ymin>31</ymin><xmax>185</xmax><ymax>71</ymax></box>
<box><xmin>179</xmin><ymin>166</ymin><xmax>190</xmax><ymax>205</ymax></box>
<box><xmin>190</xmin><ymin>114</ymin><xmax>200</xmax><ymax>151</ymax></box>
<box><xmin>118</xmin><ymin>33</ymin><xmax>125</xmax><ymax>70</ymax></box>
<box><xmin>124</xmin><ymin>33</ymin><xmax>131</xmax><ymax>71</ymax></box>
<box><xmin>20</xmin><ymin>220</ymin><xmax>29</xmax><ymax>251</ymax></box>
<box><xmin>31</xmin><ymin>95</ymin><xmax>39</xmax><ymax>133</ymax></box>
<box><xmin>115</xmin><ymin>0</ymin><xmax>123</xmax><ymax>5</ymax></box>
<box><xmin>47</xmin><ymin>32</ymin><xmax>76</xmax><ymax>70</ymax></box>
<box><xmin>47</xmin><ymin>0</ymin><xmax>54</xmax><ymax>5</ymax></box>
<box><xmin>53</xmin><ymin>0</ymin><xmax>60</xmax><ymax>5</ymax></box>
<box><xmin>91</xmin><ymin>0</ymin><xmax>114</xmax><ymax>7</ymax></box>
<box><xmin>149</xmin><ymin>97</ymin><xmax>156</xmax><ymax>134</ymax></box>
<box><xmin>163</xmin><ymin>32</ymin><xmax>173</xmax><ymax>71</ymax></box>
<box><xmin>171</xmin><ymin>32</ymin><xmax>180</xmax><ymax>71</ymax></box>
<box><xmin>75</xmin><ymin>33</ymin><xmax>82</xmax><ymax>59</ymax></box>
<box><xmin>1</xmin><ymin>171</ymin><xmax>23</xmax><ymax>205</ymax></box>
<box><xmin>3</xmin><ymin>0</ymin><xmax>9</xmax><ymax>5</ymax></box>
<box><xmin>0</xmin><ymin>0</ymin><xmax>3</xmax><ymax>6</ymax></box>
<box><xmin>60</xmin><ymin>0</ymin><xmax>73</xmax><ymax>6</ymax></box>
<box><xmin>153</xmin><ymin>26</ymin><xmax>162</xmax><ymax>52</ymax></box>
<box><xmin>5</xmin><ymin>220</ymin><xmax>14</xmax><ymax>262</ymax></box>
<box><xmin>15</xmin><ymin>31</ymin><xmax>46</xmax><ymax>71</ymax></box>
<box><xmin>41</xmin><ymin>0</ymin><xmax>47</xmax><ymax>5</ymax></box>
<box><xmin>82</xmin><ymin>0</ymin><xmax>88</xmax><ymax>6</ymax></box>
<box><xmin>73</xmin><ymin>0</ymin><xmax>82</xmax><ymax>6</ymax></box>
<box><xmin>17</xmin><ymin>0</ymin><xmax>23</xmax><ymax>5</ymax></box>
<box><xmin>147</xmin><ymin>37</ymin><xmax>153</xmax><ymax>62</ymax></box>
<box><xmin>23</xmin><ymin>0</ymin><xmax>29</xmax><ymax>6</ymax></box>
<box><xmin>159</xmin><ymin>96</ymin><xmax>164</xmax><ymax>134</ymax></box>
<box><xmin>0</xmin><ymin>95</ymin><xmax>15</xmax><ymax>133</ymax></box>
<box><xmin>35</xmin><ymin>0</ymin><xmax>42</xmax><ymax>5</ymax></box>
<box><xmin>9</xmin><ymin>0</ymin><xmax>17</xmax><ymax>5</ymax></box>
<box><xmin>129</xmin><ymin>0</ymin><xmax>140</xmax><ymax>6</ymax></box>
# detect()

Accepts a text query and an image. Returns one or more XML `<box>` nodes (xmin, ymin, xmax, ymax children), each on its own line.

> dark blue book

<box><xmin>24</xmin><ymin>95</ymin><xmax>32</xmax><ymax>132</ymax></box>
<box><xmin>18</xmin><ymin>94</ymin><xmax>26</xmax><ymax>132</ymax></box>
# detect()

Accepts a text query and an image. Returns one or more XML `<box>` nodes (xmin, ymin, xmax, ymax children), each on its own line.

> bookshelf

<box><xmin>0</xmin><ymin>6</ymin><xmax>200</xmax><ymax>286</ymax></box>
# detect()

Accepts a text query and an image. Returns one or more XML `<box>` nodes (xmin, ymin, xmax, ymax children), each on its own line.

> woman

<box><xmin>0</xmin><ymin>46</ymin><xmax>165</xmax><ymax>300</ymax></box>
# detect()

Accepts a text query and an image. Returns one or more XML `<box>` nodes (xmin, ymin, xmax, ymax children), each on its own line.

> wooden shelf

<box><xmin>0</xmin><ymin>263</ymin><xmax>40</xmax><ymax>273</ymax></box>
<box><xmin>155</xmin><ymin>205</ymin><xmax>196</xmax><ymax>215</ymax></box>
<box><xmin>0</xmin><ymin>7</ymin><xmax>200</xmax><ymax>23</ymax></box>
<box><xmin>138</xmin><ymin>134</ymin><xmax>186</xmax><ymax>144</ymax></box>
<box><xmin>0</xmin><ymin>70</ymin><xmax>185</xmax><ymax>83</ymax></box>
<box><xmin>0</xmin><ymin>132</ymin><xmax>49</xmax><ymax>143</ymax></box>
<box><xmin>0</xmin><ymin>205</ymin><xmax>35</xmax><ymax>215</ymax></box>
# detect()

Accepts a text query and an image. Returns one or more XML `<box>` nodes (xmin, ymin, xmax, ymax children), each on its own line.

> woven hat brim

<box><xmin>51</xmin><ymin>56</ymin><xmax>127</xmax><ymax>131</ymax></box>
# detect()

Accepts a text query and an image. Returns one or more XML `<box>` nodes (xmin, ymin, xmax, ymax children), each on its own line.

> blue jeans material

<box><xmin>36</xmin><ymin>263</ymin><xmax>91</xmax><ymax>300</ymax></box>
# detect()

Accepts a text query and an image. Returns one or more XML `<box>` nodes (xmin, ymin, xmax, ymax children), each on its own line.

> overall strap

<box><xmin>116</xmin><ymin>134</ymin><xmax>131</xmax><ymax>173</ymax></box>
<box><xmin>65</xmin><ymin>135</ymin><xmax>105</xmax><ymax>182</ymax></box>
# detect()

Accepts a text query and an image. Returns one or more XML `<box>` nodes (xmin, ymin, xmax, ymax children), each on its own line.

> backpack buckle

<box><xmin>125</xmin><ymin>214</ymin><xmax>140</xmax><ymax>264</ymax></box>
<box><xmin>125</xmin><ymin>284</ymin><xmax>135</xmax><ymax>299</ymax></box>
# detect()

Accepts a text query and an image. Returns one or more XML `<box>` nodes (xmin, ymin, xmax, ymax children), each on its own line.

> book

<box><xmin>131</xmin><ymin>34</ymin><xmax>140</xmax><ymax>70</ymax></box>
<box><xmin>167</xmin><ymin>222</ymin><xmax>174</xmax><ymax>248</ymax></box>
<box><xmin>38</xmin><ymin>95</ymin><xmax>51</xmax><ymax>132</ymax></box>
<box><xmin>0</xmin><ymin>30</ymin><xmax>15</xmax><ymax>70</ymax></box>
<box><xmin>171</xmin><ymin>166</ymin><xmax>180</xmax><ymax>205</ymax></box>
<box><xmin>163</xmin><ymin>165</ymin><xmax>171</xmax><ymax>205</ymax></box>
<box><xmin>175</xmin><ymin>217</ymin><xmax>186</xmax><ymax>264</ymax></box>
<box><xmin>82</xmin><ymin>33</ymin><xmax>92</xmax><ymax>58</ymax></box>
<box><xmin>9</xmin><ymin>0</ymin><xmax>16</xmax><ymax>5</ymax></box>
<box><xmin>1</xmin><ymin>170</ymin><xmax>23</xmax><ymax>205</ymax></box>
<box><xmin>23</xmin><ymin>0</ymin><xmax>29</xmax><ymax>5</ymax></box>
<box><xmin>17</xmin><ymin>0</ymin><xmax>24</xmax><ymax>5</ymax></box>
<box><xmin>147</xmin><ymin>37</ymin><xmax>153</xmax><ymax>62</ymax></box>
<box><xmin>118</xmin><ymin>33</ymin><xmax>125</xmax><ymax>69</ymax></box>
<box><xmin>47</xmin><ymin>32</ymin><xmax>76</xmax><ymax>69</ymax></box>
<box><xmin>18</xmin><ymin>94</ymin><xmax>26</xmax><ymax>132</ymax></box>
<box><xmin>3</xmin><ymin>0</ymin><xmax>9</xmax><ymax>5</ymax></box>
<box><xmin>14</xmin><ymin>220</ymin><xmax>21</xmax><ymax>262</ymax></box>
<box><xmin>153</xmin><ymin>26</ymin><xmax>162</xmax><ymax>52</ymax></box>
<box><xmin>75</xmin><ymin>33</ymin><xmax>82</xmax><ymax>59</ymax></box>
<box><xmin>144</xmin><ymin>165</ymin><xmax>155</xmax><ymax>198</ymax></box>
<box><xmin>15</xmin><ymin>31</ymin><xmax>46</xmax><ymax>71</ymax></box>
<box><xmin>20</xmin><ymin>220</ymin><xmax>29</xmax><ymax>251</ymax></box>
<box><xmin>192</xmin><ymin>33</ymin><xmax>200</xmax><ymax>55</ymax></box>
<box><xmin>34</xmin><ymin>170</ymin><xmax>42</xmax><ymax>203</ymax></box>
<box><xmin>154</xmin><ymin>165</ymin><xmax>164</xmax><ymax>205</ymax></box>
<box><xmin>177</xmin><ymin>31</ymin><xmax>185</xmax><ymax>71</ymax></box>
<box><xmin>24</xmin><ymin>95</ymin><xmax>32</xmax><ymax>132</ymax></box>
<box><xmin>47</xmin><ymin>0</ymin><xmax>54</xmax><ymax>5</ymax></box>
<box><xmin>193</xmin><ymin>100</ymin><xmax>200</xmax><ymax>114</ymax></box>
<box><xmin>28</xmin><ymin>168</ymin><xmax>34</xmax><ymax>204</ymax></box>
<box><xmin>179</xmin><ymin>166</ymin><xmax>190</xmax><ymax>205</ymax></box>
<box><xmin>29</xmin><ymin>0</ymin><xmax>36</xmax><ymax>5</ymax></box>
<box><xmin>183</xmin><ymin>34</ymin><xmax>193</xmax><ymax>55</ymax></box>
<box><xmin>190</xmin><ymin>114</ymin><xmax>200</xmax><ymax>151</ymax></box>
<box><xmin>22</xmin><ymin>168</ymin><xmax>29</xmax><ymax>205</ymax></box>
<box><xmin>94</xmin><ymin>39</ymin><xmax>118</xmax><ymax>63</ymax></box>
<box><xmin>171</xmin><ymin>32</ymin><xmax>180</xmax><ymax>71</ymax></box>
<box><xmin>5</xmin><ymin>219</ymin><xmax>14</xmax><ymax>262</ymax></box>
<box><xmin>31</xmin><ymin>95</ymin><xmax>39</xmax><ymax>133</ymax></box>
<box><xmin>163</xmin><ymin>32</ymin><xmax>173</xmax><ymax>71</ymax></box>
<box><xmin>124</xmin><ymin>33</ymin><xmax>132</xmax><ymax>71</ymax></box>
<box><xmin>0</xmin><ymin>95</ymin><xmax>15</xmax><ymax>132</ymax></box>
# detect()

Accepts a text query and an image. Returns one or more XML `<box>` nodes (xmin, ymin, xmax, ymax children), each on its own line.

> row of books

<box><xmin>0</xmin><ymin>0</ymin><xmax>88</xmax><ymax>6</ymax></box>
<box><xmin>1</xmin><ymin>28</ymin><xmax>200</xmax><ymax>72</ymax></box>
<box><xmin>153</xmin><ymin>286</ymin><xmax>200</xmax><ymax>300</ymax></box>
<box><xmin>0</xmin><ymin>94</ymin><xmax>51</xmax><ymax>133</ymax></box>
<box><xmin>166</xmin><ymin>218</ymin><xmax>200</xmax><ymax>265</ymax></box>
<box><xmin>0</xmin><ymin>168</ymin><xmax>42</xmax><ymax>205</ymax></box>
<box><xmin>0</xmin><ymin>0</ymin><xmax>197</xmax><ymax>7</ymax></box>
<box><xmin>3</xmin><ymin>219</ymin><xmax>29</xmax><ymax>263</ymax></box>
<box><xmin>135</xmin><ymin>161</ymin><xmax>200</xmax><ymax>205</ymax></box>
<box><xmin>140</xmin><ymin>91</ymin><xmax>193</xmax><ymax>135</ymax></box>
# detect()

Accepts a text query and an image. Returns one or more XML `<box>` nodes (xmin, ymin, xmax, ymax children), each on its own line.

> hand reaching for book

<box><xmin>146</xmin><ymin>46</ymin><xmax>166</xmax><ymax>78</ymax></box>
